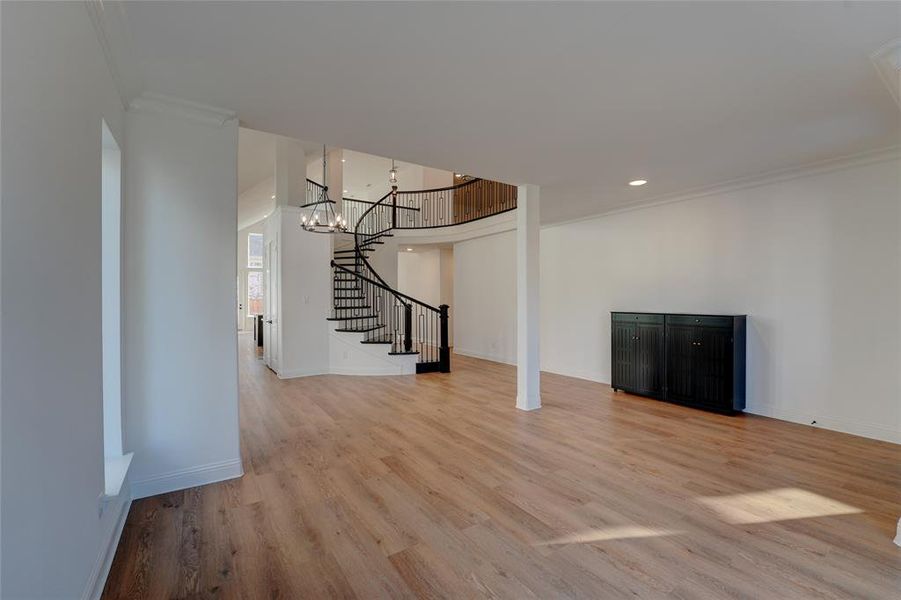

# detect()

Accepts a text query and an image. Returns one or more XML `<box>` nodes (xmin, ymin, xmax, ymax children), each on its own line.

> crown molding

<box><xmin>871</xmin><ymin>38</ymin><xmax>901</xmax><ymax>111</ymax></box>
<box><xmin>128</xmin><ymin>92</ymin><xmax>237</xmax><ymax>126</ymax></box>
<box><xmin>544</xmin><ymin>145</ymin><xmax>901</xmax><ymax>229</ymax></box>
<box><xmin>83</xmin><ymin>0</ymin><xmax>144</xmax><ymax>109</ymax></box>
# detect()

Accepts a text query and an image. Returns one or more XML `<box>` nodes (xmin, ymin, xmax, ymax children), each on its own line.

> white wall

<box><xmin>397</xmin><ymin>247</ymin><xmax>455</xmax><ymax>346</ymax></box>
<box><xmin>0</xmin><ymin>3</ymin><xmax>132</xmax><ymax>597</ymax></box>
<box><xmin>454</xmin><ymin>230</ymin><xmax>518</xmax><ymax>364</ymax></box>
<box><xmin>440</xmin><ymin>247</ymin><xmax>455</xmax><ymax>346</ymax></box>
<box><xmin>398</xmin><ymin>249</ymin><xmax>442</xmax><ymax>308</ymax></box>
<box><xmin>272</xmin><ymin>206</ymin><xmax>332</xmax><ymax>378</ymax></box>
<box><xmin>124</xmin><ymin>102</ymin><xmax>242</xmax><ymax>497</ymax></box>
<box><xmin>422</xmin><ymin>166</ymin><xmax>454</xmax><ymax>190</ymax></box>
<box><xmin>368</xmin><ymin>235</ymin><xmax>400</xmax><ymax>288</ymax></box>
<box><xmin>451</xmin><ymin>157</ymin><xmax>900</xmax><ymax>442</ymax></box>
<box><xmin>540</xmin><ymin>157</ymin><xmax>900</xmax><ymax>443</ymax></box>
<box><xmin>398</xmin><ymin>248</ymin><xmax>442</xmax><ymax>346</ymax></box>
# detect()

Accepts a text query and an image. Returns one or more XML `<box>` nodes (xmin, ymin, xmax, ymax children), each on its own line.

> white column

<box><xmin>274</xmin><ymin>136</ymin><xmax>306</xmax><ymax>207</ymax></box>
<box><xmin>516</xmin><ymin>184</ymin><xmax>541</xmax><ymax>411</ymax></box>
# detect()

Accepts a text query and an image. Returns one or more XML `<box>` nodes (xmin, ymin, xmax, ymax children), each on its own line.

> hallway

<box><xmin>102</xmin><ymin>334</ymin><xmax>901</xmax><ymax>599</ymax></box>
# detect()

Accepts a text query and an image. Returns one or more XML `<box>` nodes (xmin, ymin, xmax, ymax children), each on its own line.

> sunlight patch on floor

<box><xmin>697</xmin><ymin>487</ymin><xmax>862</xmax><ymax>524</ymax></box>
<box><xmin>535</xmin><ymin>525</ymin><xmax>683</xmax><ymax>546</ymax></box>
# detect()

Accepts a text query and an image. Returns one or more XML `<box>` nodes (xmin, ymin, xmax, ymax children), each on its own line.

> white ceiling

<box><xmin>123</xmin><ymin>1</ymin><xmax>900</xmax><ymax>224</ymax></box>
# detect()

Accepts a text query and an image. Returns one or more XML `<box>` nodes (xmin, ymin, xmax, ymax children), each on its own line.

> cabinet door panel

<box><xmin>694</xmin><ymin>327</ymin><xmax>734</xmax><ymax>408</ymax></box>
<box><xmin>634</xmin><ymin>322</ymin><xmax>664</xmax><ymax>395</ymax></box>
<box><xmin>666</xmin><ymin>324</ymin><xmax>695</xmax><ymax>401</ymax></box>
<box><xmin>612</xmin><ymin>322</ymin><xmax>637</xmax><ymax>390</ymax></box>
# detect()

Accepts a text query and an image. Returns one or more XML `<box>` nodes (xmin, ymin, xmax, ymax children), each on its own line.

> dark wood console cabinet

<box><xmin>611</xmin><ymin>312</ymin><xmax>746</xmax><ymax>413</ymax></box>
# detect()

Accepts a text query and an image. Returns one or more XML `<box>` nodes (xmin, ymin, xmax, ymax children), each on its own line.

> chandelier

<box><xmin>389</xmin><ymin>159</ymin><xmax>398</xmax><ymax>185</ymax></box>
<box><xmin>301</xmin><ymin>145</ymin><xmax>347</xmax><ymax>233</ymax></box>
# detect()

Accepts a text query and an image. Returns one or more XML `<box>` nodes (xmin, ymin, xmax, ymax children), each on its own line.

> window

<box><xmin>247</xmin><ymin>270</ymin><xmax>264</xmax><ymax>316</ymax></box>
<box><xmin>248</xmin><ymin>233</ymin><xmax>264</xmax><ymax>268</ymax></box>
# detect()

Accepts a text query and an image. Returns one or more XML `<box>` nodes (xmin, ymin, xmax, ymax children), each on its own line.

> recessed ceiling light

<box><xmin>341</xmin><ymin>158</ymin><xmax>346</xmax><ymax>163</ymax></box>
<box><xmin>629</xmin><ymin>180</ymin><xmax>647</xmax><ymax>187</ymax></box>
<box><xmin>343</xmin><ymin>189</ymin><xmax>348</xmax><ymax>194</ymax></box>
<box><xmin>406</xmin><ymin>247</ymin><xmax>413</xmax><ymax>252</ymax></box>
<box><xmin>271</xmin><ymin>194</ymin><xmax>276</xmax><ymax>199</ymax></box>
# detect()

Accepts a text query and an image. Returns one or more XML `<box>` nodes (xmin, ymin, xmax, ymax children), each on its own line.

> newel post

<box><xmin>391</xmin><ymin>185</ymin><xmax>398</xmax><ymax>229</ymax></box>
<box><xmin>404</xmin><ymin>303</ymin><xmax>413</xmax><ymax>353</ymax></box>
<box><xmin>439</xmin><ymin>304</ymin><xmax>450</xmax><ymax>373</ymax></box>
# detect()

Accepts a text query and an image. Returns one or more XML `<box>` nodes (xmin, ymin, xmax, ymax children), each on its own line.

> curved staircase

<box><xmin>319</xmin><ymin>177</ymin><xmax>517</xmax><ymax>374</ymax></box>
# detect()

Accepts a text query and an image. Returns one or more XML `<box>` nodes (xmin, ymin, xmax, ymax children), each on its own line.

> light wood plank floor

<box><xmin>103</xmin><ymin>334</ymin><xmax>901</xmax><ymax>599</ymax></box>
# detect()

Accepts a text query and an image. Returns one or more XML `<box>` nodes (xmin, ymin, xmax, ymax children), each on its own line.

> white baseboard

<box><xmin>453</xmin><ymin>347</ymin><xmax>516</xmax><ymax>366</ymax></box>
<box><xmin>542</xmin><ymin>365</ymin><xmax>608</xmax><ymax>385</ymax></box>
<box><xmin>278</xmin><ymin>366</ymin><xmax>415</xmax><ymax>377</ymax></box>
<box><xmin>745</xmin><ymin>404</ymin><xmax>900</xmax><ymax>445</ymax></box>
<box><xmin>130</xmin><ymin>458</ymin><xmax>244</xmax><ymax>500</ymax></box>
<box><xmin>82</xmin><ymin>493</ymin><xmax>131</xmax><ymax>600</ymax></box>
<box><xmin>277</xmin><ymin>367</ymin><xmax>329</xmax><ymax>379</ymax></box>
<box><xmin>329</xmin><ymin>365</ymin><xmax>412</xmax><ymax>376</ymax></box>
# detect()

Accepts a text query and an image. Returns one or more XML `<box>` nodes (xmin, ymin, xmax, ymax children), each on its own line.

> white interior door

<box><xmin>264</xmin><ymin>239</ymin><xmax>279</xmax><ymax>371</ymax></box>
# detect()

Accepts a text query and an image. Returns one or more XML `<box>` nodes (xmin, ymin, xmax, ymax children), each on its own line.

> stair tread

<box><xmin>335</xmin><ymin>325</ymin><xmax>386</xmax><ymax>333</ymax></box>
<box><xmin>326</xmin><ymin>315</ymin><xmax>378</xmax><ymax>321</ymax></box>
<box><xmin>388</xmin><ymin>350</ymin><xmax>420</xmax><ymax>356</ymax></box>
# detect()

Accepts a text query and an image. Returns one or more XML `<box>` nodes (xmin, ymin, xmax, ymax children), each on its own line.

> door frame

<box><xmin>263</xmin><ymin>237</ymin><xmax>279</xmax><ymax>371</ymax></box>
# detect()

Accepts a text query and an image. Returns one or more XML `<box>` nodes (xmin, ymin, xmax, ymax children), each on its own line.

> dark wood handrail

<box><xmin>343</xmin><ymin>197</ymin><xmax>420</xmax><ymax>212</ymax></box>
<box><xmin>394</xmin><ymin>177</ymin><xmax>486</xmax><ymax>195</ymax></box>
